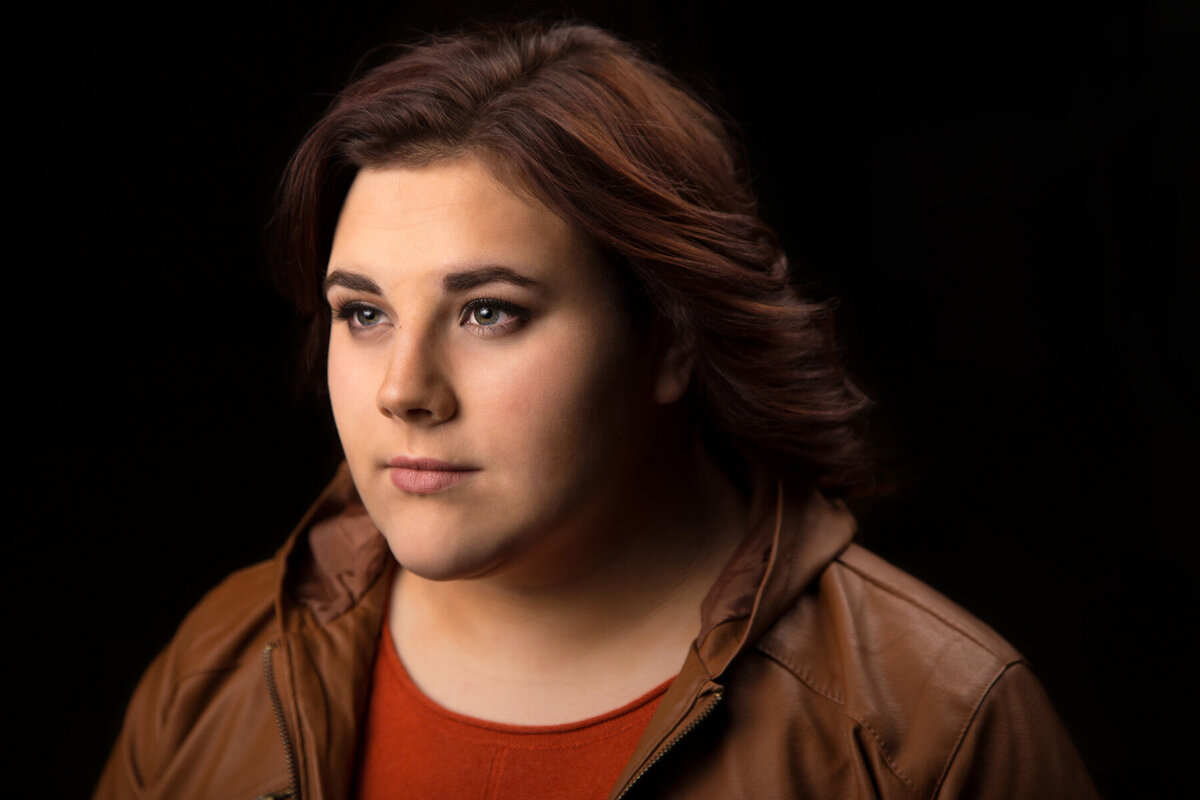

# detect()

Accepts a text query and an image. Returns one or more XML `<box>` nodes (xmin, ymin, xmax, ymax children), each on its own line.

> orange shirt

<box><xmin>355</xmin><ymin>621</ymin><xmax>670</xmax><ymax>800</ymax></box>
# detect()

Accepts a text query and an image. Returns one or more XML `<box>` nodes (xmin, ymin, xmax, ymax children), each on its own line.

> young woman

<box><xmin>96</xmin><ymin>21</ymin><xmax>1097</xmax><ymax>800</ymax></box>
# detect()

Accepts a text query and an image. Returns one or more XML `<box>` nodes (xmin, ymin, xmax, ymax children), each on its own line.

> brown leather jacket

<box><xmin>96</xmin><ymin>467</ymin><xmax>1098</xmax><ymax>799</ymax></box>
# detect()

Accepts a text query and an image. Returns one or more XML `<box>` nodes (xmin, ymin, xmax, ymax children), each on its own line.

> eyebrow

<box><xmin>323</xmin><ymin>265</ymin><xmax>540</xmax><ymax>296</ymax></box>
<box><xmin>443</xmin><ymin>266</ymin><xmax>539</xmax><ymax>293</ymax></box>
<box><xmin>323</xmin><ymin>270</ymin><xmax>382</xmax><ymax>295</ymax></box>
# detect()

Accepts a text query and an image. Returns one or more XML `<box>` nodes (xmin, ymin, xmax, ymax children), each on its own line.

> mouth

<box><xmin>386</xmin><ymin>456</ymin><xmax>479</xmax><ymax>494</ymax></box>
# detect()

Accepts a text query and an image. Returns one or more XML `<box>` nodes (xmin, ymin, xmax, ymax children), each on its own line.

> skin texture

<box><xmin>326</xmin><ymin>157</ymin><xmax>746</xmax><ymax>723</ymax></box>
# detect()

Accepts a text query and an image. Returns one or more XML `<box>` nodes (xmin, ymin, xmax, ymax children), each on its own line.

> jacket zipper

<box><xmin>261</xmin><ymin>642</ymin><xmax>301</xmax><ymax>800</ymax></box>
<box><xmin>614</xmin><ymin>689</ymin><xmax>723</xmax><ymax>800</ymax></box>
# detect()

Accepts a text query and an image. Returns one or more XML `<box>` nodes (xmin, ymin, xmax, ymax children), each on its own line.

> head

<box><xmin>273</xmin><ymin>20</ymin><xmax>872</xmax><ymax>498</ymax></box>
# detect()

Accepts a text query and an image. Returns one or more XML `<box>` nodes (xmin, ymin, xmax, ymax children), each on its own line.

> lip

<box><xmin>387</xmin><ymin>456</ymin><xmax>479</xmax><ymax>494</ymax></box>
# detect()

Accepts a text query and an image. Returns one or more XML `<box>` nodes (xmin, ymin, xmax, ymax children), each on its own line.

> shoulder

<box><xmin>163</xmin><ymin>558</ymin><xmax>280</xmax><ymax>675</ymax></box>
<box><xmin>756</xmin><ymin>543</ymin><xmax>1021</xmax><ymax>706</ymax></box>
<box><xmin>94</xmin><ymin>559</ymin><xmax>287</xmax><ymax>799</ymax></box>
<box><xmin>121</xmin><ymin>557</ymin><xmax>281</xmax><ymax>734</ymax></box>
<box><xmin>746</xmin><ymin>544</ymin><xmax>1094</xmax><ymax>798</ymax></box>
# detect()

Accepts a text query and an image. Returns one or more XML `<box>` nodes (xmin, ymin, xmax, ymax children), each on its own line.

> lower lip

<box><xmin>389</xmin><ymin>467</ymin><xmax>476</xmax><ymax>494</ymax></box>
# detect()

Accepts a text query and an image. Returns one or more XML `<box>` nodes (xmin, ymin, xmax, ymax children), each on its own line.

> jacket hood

<box><xmin>607</xmin><ymin>477</ymin><xmax>856</xmax><ymax>797</ymax></box>
<box><xmin>274</xmin><ymin>463</ymin><xmax>393</xmax><ymax>630</ymax></box>
<box><xmin>694</xmin><ymin>478</ymin><xmax>858</xmax><ymax>679</ymax></box>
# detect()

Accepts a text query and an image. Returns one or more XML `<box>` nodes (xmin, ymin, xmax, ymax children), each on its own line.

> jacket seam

<box><xmin>834</xmin><ymin>557</ymin><xmax>1011</xmax><ymax>661</ymax></box>
<box><xmin>161</xmin><ymin>664</ymin><xmax>242</xmax><ymax>722</ymax></box>
<box><xmin>753</xmin><ymin>645</ymin><xmax>922</xmax><ymax>798</ymax></box>
<box><xmin>754</xmin><ymin>641</ymin><xmax>843</xmax><ymax>704</ymax></box>
<box><xmin>930</xmin><ymin>661</ymin><xmax>1020</xmax><ymax>798</ymax></box>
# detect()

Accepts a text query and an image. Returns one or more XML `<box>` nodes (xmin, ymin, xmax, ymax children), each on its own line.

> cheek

<box><xmin>327</xmin><ymin>342</ymin><xmax>377</xmax><ymax>446</ymax></box>
<box><xmin>479</xmin><ymin>327</ymin><xmax>644</xmax><ymax>474</ymax></box>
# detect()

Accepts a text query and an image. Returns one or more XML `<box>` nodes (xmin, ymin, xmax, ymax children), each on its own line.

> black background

<box><xmin>15</xmin><ymin>1</ymin><xmax>1194</xmax><ymax>796</ymax></box>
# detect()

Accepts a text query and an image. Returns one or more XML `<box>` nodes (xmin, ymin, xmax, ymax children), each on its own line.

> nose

<box><xmin>376</xmin><ymin>334</ymin><xmax>457</xmax><ymax>425</ymax></box>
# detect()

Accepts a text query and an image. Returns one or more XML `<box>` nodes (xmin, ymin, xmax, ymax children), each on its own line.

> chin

<box><xmin>379</xmin><ymin>526</ymin><xmax>509</xmax><ymax>583</ymax></box>
<box><xmin>395</xmin><ymin>555</ymin><xmax>497</xmax><ymax>583</ymax></box>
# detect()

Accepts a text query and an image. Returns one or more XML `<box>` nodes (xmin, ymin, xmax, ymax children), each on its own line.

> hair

<box><xmin>272</xmin><ymin>19</ymin><xmax>874</xmax><ymax>493</ymax></box>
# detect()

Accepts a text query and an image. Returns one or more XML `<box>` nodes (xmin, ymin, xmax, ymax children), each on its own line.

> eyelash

<box><xmin>329</xmin><ymin>298</ymin><xmax>530</xmax><ymax>336</ymax></box>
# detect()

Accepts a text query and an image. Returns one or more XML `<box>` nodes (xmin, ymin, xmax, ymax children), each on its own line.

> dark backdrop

<box><xmin>16</xmin><ymin>2</ymin><xmax>1194</xmax><ymax>796</ymax></box>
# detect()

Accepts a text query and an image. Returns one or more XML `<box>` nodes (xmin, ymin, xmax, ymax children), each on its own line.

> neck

<box><xmin>389</xmin><ymin>433</ymin><xmax>750</xmax><ymax>724</ymax></box>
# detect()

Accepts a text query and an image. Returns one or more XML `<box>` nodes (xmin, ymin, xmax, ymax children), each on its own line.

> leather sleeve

<box><xmin>936</xmin><ymin>662</ymin><xmax>1100</xmax><ymax>799</ymax></box>
<box><xmin>93</xmin><ymin>647</ymin><xmax>169</xmax><ymax>800</ymax></box>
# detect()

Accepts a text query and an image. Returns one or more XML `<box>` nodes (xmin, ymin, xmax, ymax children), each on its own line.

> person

<box><xmin>95</xmin><ymin>20</ymin><xmax>1098</xmax><ymax>800</ymax></box>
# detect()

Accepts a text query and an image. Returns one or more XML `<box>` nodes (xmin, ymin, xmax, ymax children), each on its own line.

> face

<box><xmin>326</xmin><ymin>157</ymin><xmax>680</xmax><ymax>583</ymax></box>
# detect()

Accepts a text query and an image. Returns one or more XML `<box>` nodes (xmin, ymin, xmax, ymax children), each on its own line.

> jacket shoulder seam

<box><xmin>753</xmin><ymin>644</ymin><xmax>924</xmax><ymax>799</ymax></box>
<box><xmin>930</xmin><ymin>661</ymin><xmax>1018</xmax><ymax>797</ymax></box>
<box><xmin>754</xmin><ymin>640</ymin><xmax>843</xmax><ymax>704</ymax></box>
<box><xmin>833</xmin><ymin>555</ymin><xmax>1017</xmax><ymax>663</ymax></box>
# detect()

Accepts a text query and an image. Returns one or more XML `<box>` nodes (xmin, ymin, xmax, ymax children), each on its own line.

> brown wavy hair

<box><xmin>272</xmin><ymin>20</ymin><xmax>873</xmax><ymax>493</ymax></box>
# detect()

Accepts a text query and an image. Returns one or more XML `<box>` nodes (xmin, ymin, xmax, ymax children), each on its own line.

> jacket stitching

<box><xmin>834</xmin><ymin>556</ymin><xmax>1011</xmax><ymax>661</ymax></box>
<box><xmin>753</xmin><ymin>646</ymin><xmax>922</xmax><ymax>798</ymax></box>
<box><xmin>930</xmin><ymin>662</ymin><xmax>1014</xmax><ymax>797</ymax></box>
<box><xmin>754</xmin><ymin>641</ymin><xmax>843</xmax><ymax>704</ymax></box>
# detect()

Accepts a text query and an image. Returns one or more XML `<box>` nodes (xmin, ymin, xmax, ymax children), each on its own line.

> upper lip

<box><xmin>387</xmin><ymin>456</ymin><xmax>477</xmax><ymax>471</ymax></box>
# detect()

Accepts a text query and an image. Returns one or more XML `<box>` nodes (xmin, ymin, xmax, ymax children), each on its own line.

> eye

<box><xmin>332</xmin><ymin>301</ymin><xmax>389</xmax><ymax>331</ymax></box>
<box><xmin>459</xmin><ymin>298</ymin><xmax>528</xmax><ymax>335</ymax></box>
<box><xmin>353</xmin><ymin>306</ymin><xmax>383</xmax><ymax>327</ymax></box>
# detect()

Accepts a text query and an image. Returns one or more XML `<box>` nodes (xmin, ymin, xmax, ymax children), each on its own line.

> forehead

<box><xmin>328</xmin><ymin>157</ymin><xmax>586</xmax><ymax>276</ymax></box>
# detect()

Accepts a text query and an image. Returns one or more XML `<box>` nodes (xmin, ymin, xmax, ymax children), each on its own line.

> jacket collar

<box><xmin>272</xmin><ymin>462</ymin><xmax>392</xmax><ymax>631</ymax></box>
<box><xmin>696</xmin><ymin>477</ymin><xmax>857</xmax><ymax>678</ymax></box>
<box><xmin>606</xmin><ymin>478</ymin><xmax>857</xmax><ymax>797</ymax></box>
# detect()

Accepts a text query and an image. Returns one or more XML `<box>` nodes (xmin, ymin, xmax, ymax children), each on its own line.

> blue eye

<box><xmin>471</xmin><ymin>305</ymin><xmax>501</xmax><ymax>326</ymax></box>
<box><xmin>352</xmin><ymin>306</ymin><xmax>383</xmax><ymax>327</ymax></box>
<box><xmin>460</xmin><ymin>298</ymin><xmax>528</xmax><ymax>334</ymax></box>
<box><xmin>333</xmin><ymin>301</ymin><xmax>387</xmax><ymax>331</ymax></box>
